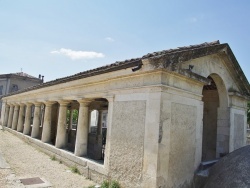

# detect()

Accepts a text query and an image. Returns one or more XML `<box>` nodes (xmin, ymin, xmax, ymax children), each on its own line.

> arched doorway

<box><xmin>202</xmin><ymin>74</ymin><xmax>229</xmax><ymax>161</ymax></box>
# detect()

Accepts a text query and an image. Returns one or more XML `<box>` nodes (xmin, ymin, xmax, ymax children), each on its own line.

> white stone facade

<box><xmin>1</xmin><ymin>41</ymin><xmax>249</xmax><ymax>188</ymax></box>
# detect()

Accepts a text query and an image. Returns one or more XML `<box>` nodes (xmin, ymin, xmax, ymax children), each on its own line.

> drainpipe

<box><xmin>132</xmin><ymin>61</ymin><xmax>143</xmax><ymax>72</ymax></box>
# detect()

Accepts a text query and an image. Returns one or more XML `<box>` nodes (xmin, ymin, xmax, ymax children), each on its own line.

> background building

<box><xmin>0</xmin><ymin>72</ymin><xmax>43</xmax><ymax>121</ymax></box>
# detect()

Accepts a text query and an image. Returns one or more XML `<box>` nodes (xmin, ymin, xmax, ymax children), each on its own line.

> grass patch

<box><xmin>70</xmin><ymin>165</ymin><xmax>81</xmax><ymax>175</ymax></box>
<box><xmin>110</xmin><ymin>180</ymin><xmax>120</xmax><ymax>188</ymax></box>
<box><xmin>101</xmin><ymin>180</ymin><xmax>109</xmax><ymax>188</ymax></box>
<box><xmin>50</xmin><ymin>155</ymin><xmax>56</xmax><ymax>161</ymax></box>
<box><xmin>99</xmin><ymin>180</ymin><xmax>120</xmax><ymax>188</ymax></box>
<box><xmin>87</xmin><ymin>180</ymin><xmax>121</xmax><ymax>188</ymax></box>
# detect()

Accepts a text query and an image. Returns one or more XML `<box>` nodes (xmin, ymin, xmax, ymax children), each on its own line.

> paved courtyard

<box><xmin>0</xmin><ymin>125</ymin><xmax>95</xmax><ymax>188</ymax></box>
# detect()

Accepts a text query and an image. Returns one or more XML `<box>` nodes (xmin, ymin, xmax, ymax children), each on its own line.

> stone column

<box><xmin>17</xmin><ymin>104</ymin><xmax>25</xmax><ymax>132</ymax></box>
<box><xmin>3</xmin><ymin>105</ymin><xmax>10</xmax><ymax>127</ymax></box>
<box><xmin>104</xmin><ymin>96</ymin><xmax>113</xmax><ymax>169</ymax></box>
<box><xmin>7</xmin><ymin>105</ymin><xmax>14</xmax><ymax>128</ymax></box>
<box><xmin>88</xmin><ymin>110</ymin><xmax>92</xmax><ymax>133</ymax></box>
<box><xmin>97</xmin><ymin>110</ymin><xmax>103</xmax><ymax>135</ymax></box>
<box><xmin>23</xmin><ymin>103</ymin><xmax>32</xmax><ymax>135</ymax></box>
<box><xmin>55</xmin><ymin>100</ymin><xmax>70</xmax><ymax>148</ymax></box>
<box><xmin>74</xmin><ymin>99</ymin><xmax>91</xmax><ymax>157</ymax></box>
<box><xmin>31</xmin><ymin>103</ymin><xmax>41</xmax><ymax>138</ymax></box>
<box><xmin>70</xmin><ymin>109</ymin><xmax>73</xmax><ymax>130</ymax></box>
<box><xmin>41</xmin><ymin>102</ymin><xmax>54</xmax><ymax>143</ymax></box>
<box><xmin>12</xmin><ymin>105</ymin><xmax>20</xmax><ymax>130</ymax></box>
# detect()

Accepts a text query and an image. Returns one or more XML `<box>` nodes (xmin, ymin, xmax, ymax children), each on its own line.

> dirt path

<box><xmin>0</xmin><ymin>126</ymin><xmax>95</xmax><ymax>188</ymax></box>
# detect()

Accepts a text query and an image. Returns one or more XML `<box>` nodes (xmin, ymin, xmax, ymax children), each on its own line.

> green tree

<box><xmin>66</xmin><ymin>109</ymin><xmax>79</xmax><ymax>127</ymax></box>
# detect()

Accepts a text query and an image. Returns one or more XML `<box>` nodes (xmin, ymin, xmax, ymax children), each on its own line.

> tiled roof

<box><xmin>142</xmin><ymin>40</ymin><xmax>220</xmax><ymax>59</ymax></box>
<box><xmin>1</xmin><ymin>40</ymin><xmax>250</xmax><ymax>98</ymax></box>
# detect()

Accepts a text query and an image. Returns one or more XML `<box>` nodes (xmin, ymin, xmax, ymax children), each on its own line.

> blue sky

<box><xmin>0</xmin><ymin>0</ymin><xmax>250</xmax><ymax>82</ymax></box>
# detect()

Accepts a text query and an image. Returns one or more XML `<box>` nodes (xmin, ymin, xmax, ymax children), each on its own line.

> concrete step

<box><xmin>194</xmin><ymin>160</ymin><xmax>218</xmax><ymax>188</ymax></box>
<box><xmin>200</xmin><ymin>159</ymin><xmax>218</xmax><ymax>170</ymax></box>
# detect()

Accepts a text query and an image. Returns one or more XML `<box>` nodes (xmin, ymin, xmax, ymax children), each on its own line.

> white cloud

<box><xmin>50</xmin><ymin>48</ymin><xmax>105</xmax><ymax>60</ymax></box>
<box><xmin>105</xmin><ymin>37</ymin><xmax>115</xmax><ymax>42</ymax></box>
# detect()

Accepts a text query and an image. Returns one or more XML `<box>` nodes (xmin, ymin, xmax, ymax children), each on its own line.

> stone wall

<box><xmin>233</xmin><ymin>114</ymin><xmax>244</xmax><ymax>149</ymax></box>
<box><xmin>168</xmin><ymin>103</ymin><xmax>197</xmax><ymax>188</ymax></box>
<box><xmin>157</xmin><ymin>89</ymin><xmax>203</xmax><ymax>188</ymax></box>
<box><xmin>109</xmin><ymin>101</ymin><xmax>146</xmax><ymax>187</ymax></box>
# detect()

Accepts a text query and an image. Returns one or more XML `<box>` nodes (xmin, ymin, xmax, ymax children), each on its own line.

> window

<box><xmin>11</xmin><ymin>84</ymin><xmax>18</xmax><ymax>92</ymax></box>
<box><xmin>0</xmin><ymin>85</ymin><xmax>3</xmax><ymax>95</ymax></box>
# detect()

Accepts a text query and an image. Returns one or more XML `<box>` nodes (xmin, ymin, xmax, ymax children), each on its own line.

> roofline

<box><xmin>1</xmin><ymin>59</ymin><xmax>142</xmax><ymax>98</ymax></box>
<box><xmin>223</xmin><ymin>44</ymin><xmax>250</xmax><ymax>96</ymax></box>
<box><xmin>1</xmin><ymin>41</ymin><xmax>249</xmax><ymax>98</ymax></box>
<box><xmin>0</xmin><ymin>73</ymin><xmax>42</xmax><ymax>81</ymax></box>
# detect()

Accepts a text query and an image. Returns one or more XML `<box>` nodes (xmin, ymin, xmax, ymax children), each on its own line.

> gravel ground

<box><xmin>0</xmin><ymin>126</ymin><xmax>95</xmax><ymax>188</ymax></box>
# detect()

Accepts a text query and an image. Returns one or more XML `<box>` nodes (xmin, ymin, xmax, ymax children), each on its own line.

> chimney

<box><xmin>42</xmin><ymin>75</ymin><xmax>44</xmax><ymax>82</ymax></box>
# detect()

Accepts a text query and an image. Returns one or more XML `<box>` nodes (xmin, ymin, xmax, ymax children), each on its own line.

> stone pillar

<box><xmin>0</xmin><ymin>102</ymin><xmax>6</xmax><ymax>126</ymax></box>
<box><xmin>23</xmin><ymin>103</ymin><xmax>32</xmax><ymax>135</ymax></box>
<box><xmin>88</xmin><ymin>110</ymin><xmax>92</xmax><ymax>133</ymax></box>
<box><xmin>31</xmin><ymin>103</ymin><xmax>41</xmax><ymax>138</ymax></box>
<box><xmin>17</xmin><ymin>104</ymin><xmax>25</xmax><ymax>132</ymax></box>
<box><xmin>69</xmin><ymin>109</ymin><xmax>73</xmax><ymax>130</ymax></box>
<box><xmin>12</xmin><ymin>105</ymin><xmax>20</xmax><ymax>130</ymax></box>
<box><xmin>55</xmin><ymin>100</ymin><xmax>70</xmax><ymax>148</ymax></box>
<box><xmin>97</xmin><ymin>110</ymin><xmax>103</xmax><ymax>135</ymax></box>
<box><xmin>104</xmin><ymin>96</ymin><xmax>113</xmax><ymax>169</ymax></box>
<box><xmin>3</xmin><ymin>105</ymin><xmax>10</xmax><ymax>127</ymax></box>
<box><xmin>7</xmin><ymin>105</ymin><xmax>14</xmax><ymax>128</ymax></box>
<box><xmin>41</xmin><ymin>102</ymin><xmax>54</xmax><ymax>143</ymax></box>
<box><xmin>74</xmin><ymin>99</ymin><xmax>91</xmax><ymax>156</ymax></box>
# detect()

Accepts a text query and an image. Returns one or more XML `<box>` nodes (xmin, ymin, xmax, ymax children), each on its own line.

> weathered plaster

<box><xmin>109</xmin><ymin>101</ymin><xmax>146</xmax><ymax>187</ymax></box>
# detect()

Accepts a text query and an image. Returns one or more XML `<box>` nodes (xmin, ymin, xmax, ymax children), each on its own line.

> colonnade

<box><xmin>2</xmin><ymin>99</ymin><xmax>103</xmax><ymax>158</ymax></box>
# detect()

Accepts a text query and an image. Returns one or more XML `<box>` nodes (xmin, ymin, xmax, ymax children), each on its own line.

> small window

<box><xmin>11</xmin><ymin>84</ymin><xmax>18</xmax><ymax>92</ymax></box>
<box><xmin>0</xmin><ymin>85</ymin><xmax>3</xmax><ymax>95</ymax></box>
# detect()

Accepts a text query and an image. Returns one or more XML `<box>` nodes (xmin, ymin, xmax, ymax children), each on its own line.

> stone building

<box><xmin>0</xmin><ymin>72</ymin><xmax>43</xmax><ymax>121</ymax></box>
<box><xmin>0</xmin><ymin>41</ymin><xmax>249</xmax><ymax>188</ymax></box>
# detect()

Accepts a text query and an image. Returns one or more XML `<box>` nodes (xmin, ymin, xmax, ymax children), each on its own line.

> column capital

<box><xmin>25</xmin><ymin>102</ymin><xmax>33</xmax><ymax>107</ymax></box>
<box><xmin>77</xmin><ymin>99</ymin><xmax>92</xmax><ymax>106</ymax></box>
<box><xmin>57</xmin><ymin>100</ymin><xmax>71</xmax><ymax>106</ymax></box>
<box><xmin>19</xmin><ymin>103</ymin><xmax>26</xmax><ymax>107</ymax></box>
<box><xmin>44</xmin><ymin>101</ymin><xmax>56</xmax><ymax>106</ymax></box>
<box><xmin>33</xmin><ymin>102</ymin><xmax>42</xmax><ymax>106</ymax></box>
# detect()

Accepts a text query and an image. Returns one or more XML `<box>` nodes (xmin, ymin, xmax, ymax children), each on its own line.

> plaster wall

<box><xmin>8</xmin><ymin>77</ymin><xmax>41</xmax><ymax>93</ymax></box>
<box><xmin>109</xmin><ymin>100</ymin><xmax>146</xmax><ymax>188</ymax></box>
<box><xmin>112</xmin><ymin>91</ymin><xmax>162</xmax><ymax>188</ymax></box>
<box><xmin>0</xmin><ymin>78</ymin><xmax>8</xmax><ymax>96</ymax></box>
<box><xmin>229</xmin><ymin>107</ymin><xmax>247</xmax><ymax>151</ymax></box>
<box><xmin>157</xmin><ymin>89</ymin><xmax>203</xmax><ymax>188</ymax></box>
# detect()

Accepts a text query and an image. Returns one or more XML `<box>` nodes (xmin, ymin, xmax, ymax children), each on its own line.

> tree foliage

<box><xmin>66</xmin><ymin>109</ymin><xmax>79</xmax><ymax>125</ymax></box>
